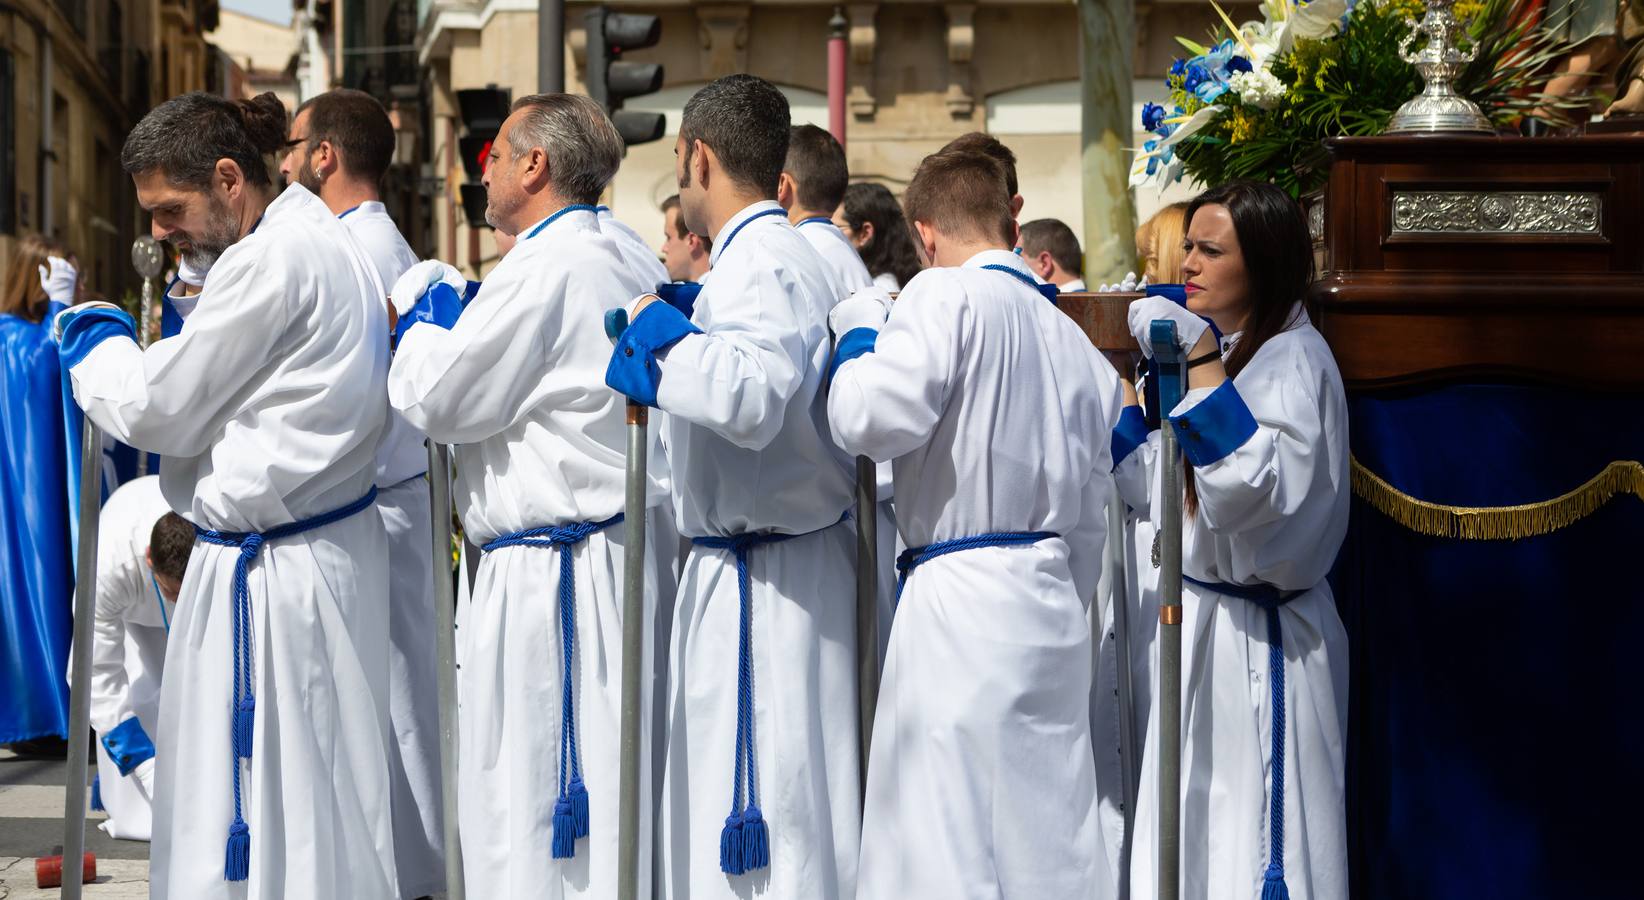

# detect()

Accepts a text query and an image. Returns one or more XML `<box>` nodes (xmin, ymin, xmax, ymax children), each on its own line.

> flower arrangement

<box><xmin>1131</xmin><ymin>0</ymin><xmax>1591</xmax><ymax>197</ymax></box>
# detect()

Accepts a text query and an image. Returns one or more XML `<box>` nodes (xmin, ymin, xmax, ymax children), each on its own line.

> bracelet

<box><xmin>1186</xmin><ymin>349</ymin><xmax>1222</xmax><ymax>369</ymax></box>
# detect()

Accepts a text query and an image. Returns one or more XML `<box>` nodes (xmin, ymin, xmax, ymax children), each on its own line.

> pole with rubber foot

<box><xmin>426</xmin><ymin>440</ymin><xmax>466</xmax><ymax>899</ymax></box>
<box><xmin>605</xmin><ymin>308</ymin><xmax>648</xmax><ymax>900</ymax></box>
<box><xmin>1151</xmin><ymin>319</ymin><xmax>1186</xmax><ymax>900</ymax></box>
<box><xmin>60</xmin><ymin>417</ymin><xmax>103</xmax><ymax>900</ymax></box>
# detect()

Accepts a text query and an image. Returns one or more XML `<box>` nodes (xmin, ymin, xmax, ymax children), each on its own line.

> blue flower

<box><xmin>1143</xmin><ymin>139</ymin><xmax>1176</xmax><ymax>177</ymax></box>
<box><xmin>1141</xmin><ymin>102</ymin><xmax>1167</xmax><ymax>132</ymax></box>
<box><xmin>1170</xmin><ymin>58</ymin><xmax>1186</xmax><ymax>76</ymax></box>
<box><xmin>1227</xmin><ymin>54</ymin><xmax>1253</xmax><ymax>74</ymax></box>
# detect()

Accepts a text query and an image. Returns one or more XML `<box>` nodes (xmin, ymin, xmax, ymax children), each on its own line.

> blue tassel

<box><xmin>740</xmin><ymin>804</ymin><xmax>769</xmax><ymax>872</ymax></box>
<box><xmin>1261</xmin><ymin>864</ymin><xmax>1291</xmax><ymax>900</ymax></box>
<box><xmin>233</xmin><ymin>694</ymin><xmax>255</xmax><ymax>759</ymax></box>
<box><xmin>567</xmin><ymin>776</ymin><xmax>590</xmax><ymax>839</ymax></box>
<box><xmin>89</xmin><ymin>774</ymin><xmax>104</xmax><ymax>812</ymax></box>
<box><xmin>551</xmin><ymin>795</ymin><xmax>577</xmax><ymax>860</ymax></box>
<box><xmin>224</xmin><ymin>817</ymin><xmax>251</xmax><ymax>881</ymax></box>
<box><xmin>718</xmin><ymin>812</ymin><xmax>745</xmax><ymax>875</ymax></box>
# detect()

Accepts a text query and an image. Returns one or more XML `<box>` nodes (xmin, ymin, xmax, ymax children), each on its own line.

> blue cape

<box><xmin>0</xmin><ymin>313</ymin><xmax>73</xmax><ymax>742</ymax></box>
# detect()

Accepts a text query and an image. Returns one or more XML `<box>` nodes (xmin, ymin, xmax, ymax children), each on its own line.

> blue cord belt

<box><xmin>689</xmin><ymin>512</ymin><xmax>848</xmax><ymax>876</ymax></box>
<box><xmin>1182</xmin><ymin>574</ymin><xmax>1300</xmax><ymax>900</ymax></box>
<box><xmin>482</xmin><ymin>512</ymin><xmax>625</xmax><ymax>860</ymax></box>
<box><xmin>894</xmin><ymin>530</ymin><xmax>1060</xmax><ymax>602</ymax></box>
<box><xmin>192</xmin><ymin>486</ymin><xmax>379</xmax><ymax>882</ymax></box>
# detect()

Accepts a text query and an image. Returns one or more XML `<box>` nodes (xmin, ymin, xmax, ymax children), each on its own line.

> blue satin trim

<box><xmin>1111</xmin><ymin>405</ymin><xmax>1150</xmax><ymax>468</ymax></box>
<box><xmin>1170</xmin><ymin>378</ymin><xmax>1258</xmax><ymax>467</ymax></box>
<box><xmin>827</xmin><ymin>327</ymin><xmax>878</xmax><ymax>385</ymax></box>
<box><xmin>57</xmin><ymin>307</ymin><xmax>136</xmax><ymax>371</ymax></box>
<box><xmin>101</xmin><ymin>716</ymin><xmax>157</xmax><ymax>775</ymax></box>
<box><xmin>605</xmin><ymin>300</ymin><xmax>703</xmax><ymax>408</ymax></box>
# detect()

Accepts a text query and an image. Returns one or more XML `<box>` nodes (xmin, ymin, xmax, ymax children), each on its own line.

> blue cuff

<box><xmin>462</xmin><ymin>280</ymin><xmax>482</xmax><ymax>307</ymax></box>
<box><xmin>827</xmin><ymin>326</ymin><xmax>878</xmax><ymax>385</ymax></box>
<box><xmin>1036</xmin><ymin>283</ymin><xmax>1060</xmax><ymax>306</ymax></box>
<box><xmin>1144</xmin><ymin>283</ymin><xmax>1187</xmax><ymax>304</ymax></box>
<box><xmin>394</xmin><ymin>282</ymin><xmax>465</xmax><ymax>350</ymax></box>
<box><xmin>656</xmin><ymin>281</ymin><xmax>703</xmax><ymax>318</ymax></box>
<box><xmin>605</xmin><ymin>300</ymin><xmax>703</xmax><ymax>407</ymax></box>
<box><xmin>1111</xmin><ymin>405</ymin><xmax>1150</xmax><ymax>468</ymax></box>
<box><xmin>1169</xmin><ymin>379</ymin><xmax>1258</xmax><ymax>467</ymax></box>
<box><xmin>101</xmin><ymin>717</ymin><xmax>156</xmax><ymax>776</ymax></box>
<box><xmin>58</xmin><ymin>306</ymin><xmax>137</xmax><ymax>370</ymax></box>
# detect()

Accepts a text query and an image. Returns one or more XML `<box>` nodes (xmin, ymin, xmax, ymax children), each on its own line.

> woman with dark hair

<box><xmin>1111</xmin><ymin>181</ymin><xmax>1349</xmax><ymax>900</ymax></box>
<box><xmin>835</xmin><ymin>181</ymin><xmax>922</xmax><ymax>291</ymax></box>
<box><xmin>0</xmin><ymin>234</ymin><xmax>78</xmax><ymax>754</ymax></box>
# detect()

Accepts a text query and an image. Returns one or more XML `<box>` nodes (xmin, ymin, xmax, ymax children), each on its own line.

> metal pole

<box><xmin>1106</xmin><ymin>482</ymin><xmax>1139</xmax><ymax>898</ymax></box>
<box><xmin>853</xmin><ymin>456</ymin><xmax>879</xmax><ymax>798</ymax></box>
<box><xmin>827</xmin><ymin>9</ymin><xmax>848</xmax><ymax>145</ymax></box>
<box><xmin>539</xmin><ymin>0</ymin><xmax>565</xmax><ymax>93</ymax></box>
<box><xmin>61</xmin><ymin>418</ymin><xmax>103</xmax><ymax>900</ymax></box>
<box><xmin>610</xmin><ymin>311</ymin><xmax>648</xmax><ymax>900</ymax></box>
<box><xmin>1150</xmin><ymin>320</ymin><xmax>1184</xmax><ymax>900</ymax></box>
<box><xmin>427</xmin><ymin>441</ymin><xmax>465</xmax><ymax>900</ymax></box>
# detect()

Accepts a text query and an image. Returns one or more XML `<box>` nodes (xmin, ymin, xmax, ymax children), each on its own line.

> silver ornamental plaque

<box><xmin>1390</xmin><ymin>191</ymin><xmax>1603</xmax><ymax>235</ymax></box>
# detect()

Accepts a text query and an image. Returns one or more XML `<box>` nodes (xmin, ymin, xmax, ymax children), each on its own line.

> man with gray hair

<box><xmin>54</xmin><ymin>90</ymin><xmax>397</xmax><ymax>898</ymax></box>
<box><xmin>385</xmin><ymin>92</ymin><xmax>667</xmax><ymax>899</ymax></box>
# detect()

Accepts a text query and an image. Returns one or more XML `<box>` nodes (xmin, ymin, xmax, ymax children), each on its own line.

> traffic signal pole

<box><xmin>540</xmin><ymin>0</ymin><xmax>564</xmax><ymax>92</ymax></box>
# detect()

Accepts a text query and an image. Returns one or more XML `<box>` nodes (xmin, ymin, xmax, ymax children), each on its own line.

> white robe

<box><xmin>799</xmin><ymin>216</ymin><xmax>900</xmax><ymax>672</ymax></box>
<box><xmin>598</xmin><ymin>206</ymin><xmax>669</xmax><ymax>292</ymax></box>
<box><xmin>829</xmin><ymin>250</ymin><xmax>1123</xmax><ymax>900</ymax></box>
<box><xmin>1117</xmin><ymin>309</ymin><xmax>1350</xmax><ymax>900</ymax></box>
<box><xmin>67</xmin><ymin>184</ymin><xmax>397</xmax><ymax>899</ymax></box>
<box><xmin>645</xmin><ymin>201</ymin><xmax>859</xmax><ymax>900</ymax></box>
<box><xmin>343</xmin><ymin>200</ymin><xmax>446</xmax><ymax>900</ymax></box>
<box><xmin>84</xmin><ymin>475</ymin><xmax>172</xmax><ymax>842</ymax></box>
<box><xmin>389</xmin><ymin>205</ymin><xmax>667</xmax><ymax>900</ymax></box>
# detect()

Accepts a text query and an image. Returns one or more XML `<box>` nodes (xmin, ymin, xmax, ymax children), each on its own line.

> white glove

<box><xmin>132</xmin><ymin>757</ymin><xmax>156</xmax><ymax>796</ymax></box>
<box><xmin>175</xmin><ymin>255</ymin><xmax>209</xmax><ymax>289</ymax></box>
<box><xmin>828</xmin><ymin>285</ymin><xmax>893</xmax><ymax>336</ymax></box>
<box><xmin>1128</xmin><ymin>295</ymin><xmax>1210</xmax><ymax>359</ymax></box>
<box><xmin>1117</xmin><ymin>271</ymin><xmax>1140</xmax><ymax>292</ymax></box>
<box><xmin>50</xmin><ymin>300</ymin><xmax>123</xmax><ymax>344</ymax></box>
<box><xmin>389</xmin><ymin>259</ymin><xmax>466</xmax><ymax>319</ymax></box>
<box><xmin>1136</xmin><ymin>274</ymin><xmax>1150</xmax><ymax>290</ymax></box>
<box><xmin>1098</xmin><ymin>283</ymin><xmax>1114</xmax><ymax>293</ymax></box>
<box><xmin>38</xmin><ymin>256</ymin><xmax>78</xmax><ymax>305</ymax></box>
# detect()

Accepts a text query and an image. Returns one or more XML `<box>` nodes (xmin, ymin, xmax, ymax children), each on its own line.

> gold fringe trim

<box><xmin>1350</xmin><ymin>458</ymin><xmax>1644</xmax><ymax>541</ymax></box>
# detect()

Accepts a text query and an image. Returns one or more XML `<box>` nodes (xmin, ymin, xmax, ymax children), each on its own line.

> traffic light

<box><xmin>584</xmin><ymin>6</ymin><xmax>666</xmax><ymax>147</ymax></box>
<box><xmin>455</xmin><ymin>85</ymin><xmax>510</xmax><ymax>229</ymax></box>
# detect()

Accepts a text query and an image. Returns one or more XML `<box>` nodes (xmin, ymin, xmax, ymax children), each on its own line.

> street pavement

<box><xmin>0</xmin><ymin>747</ymin><xmax>148</xmax><ymax>898</ymax></box>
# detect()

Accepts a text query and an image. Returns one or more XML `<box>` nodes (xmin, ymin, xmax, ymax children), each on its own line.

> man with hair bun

<box><xmin>54</xmin><ymin>90</ymin><xmax>399</xmax><ymax>898</ymax></box>
<box><xmin>827</xmin><ymin>147</ymin><xmax>1123</xmax><ymax>900</ymax></box>
<box><xmin>78</xmin><ymin>475</ymin><xmax>191</xmax><ymax>842</ymax></box>
<box><xmin>605</xmin><ymin>73</ymin><xmax>859</xmax><ymax>900</ymax></box>
<box><xmin>385</xmin><ymin>92</ymin><xmax>666</xmax><ymax>899</ymax></box>
<box><xmin>281</xmin><ymin>86</ymin><xmax>446</xmax><ymax>900</ymax></box>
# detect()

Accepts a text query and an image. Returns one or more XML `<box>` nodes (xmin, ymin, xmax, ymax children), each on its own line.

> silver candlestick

<box><xmin>1386</xmin><ymin>0</ymin><xmax>1493</xmax><ymax>134</ymax></box>
<box><xmin>130</xmin><ymin>236</ymin><xmax>164</xmax><ymax>478</ymax></box>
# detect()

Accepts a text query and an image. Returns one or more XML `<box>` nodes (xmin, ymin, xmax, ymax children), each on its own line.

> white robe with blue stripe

<box><xmin>1115</xmin><ymin>308</ymin><xmax>1350</xmax><ymax>900</ymax></box>
<box><xmin>644</xmin><ymin>201</ymin><xmax>861</xmax><ymax>900</ymax></box>
<box><xmin>388</xmin><ymin>205</ymin><xmax>668</xmax><ymax>900</ymax></box>
<box><xmin>828</xmin><ymin>249</ymin><xmax>1124</xmax><ymax>900</ymax></box>
<box><xmin>343</xmin><ymin>200</ymin><xmax>446</xmax><ymax>900</ymax></box>
<box><xmin>82</xmin><ymin>475</ymin><xmax>172</xmax><ymax>842</ymax></box>
<box><xmin>65</xmin><ymin>184</ymin><xmax>398</xmax><ymax>899</ymax></box>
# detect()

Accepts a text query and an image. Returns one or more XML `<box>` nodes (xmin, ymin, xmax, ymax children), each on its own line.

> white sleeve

<box><xmin>652</xmin><ymin>262</ymin><xmax>808</xmax><ymax>450</ymax></box>
<box><xmin>68</xmin><ymin>254</ymin><xmax>289</xmax><ymax>458</ymax></box>
<box><xmin>87</xmin><ymin>544</ymin><xmax>143</xmax><ymax>735</ymax></box>
<box><xmin>1173</xmin><ymin>362</ymin><xmax>1335</xmax><ymax>536</ymax></box>
<box><xmin>388</xmin><ymin>263</ymin><xmax>572</xmax><ymax>444</ymax></box>
<box><xmin>827</xmin><ymin>277</ymin><xmax>961</xmax><ymax>462</ymax></box>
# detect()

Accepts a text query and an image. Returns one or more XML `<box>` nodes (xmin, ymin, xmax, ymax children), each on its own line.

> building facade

<box><xmin>415</xmin><ymin>0</ymin><xmax>1246</xmax><ymax>279</ymax></box>
<box><xmin>0</xmin><ymin>0</ymin><xmax>218</xmax><ymax>298</ymax></box>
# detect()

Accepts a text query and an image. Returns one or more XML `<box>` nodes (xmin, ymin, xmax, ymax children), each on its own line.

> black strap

<box><xmin>1186</xmin><ymin>350</ymin><xmax>1222</xmax><ymax>369</ymax></box>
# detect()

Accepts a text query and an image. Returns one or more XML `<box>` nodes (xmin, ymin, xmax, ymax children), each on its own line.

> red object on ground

<box><xmin>35</xmin><ymin>852</ymin><xmax>96</xmax><ymax>888</ymax></box>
